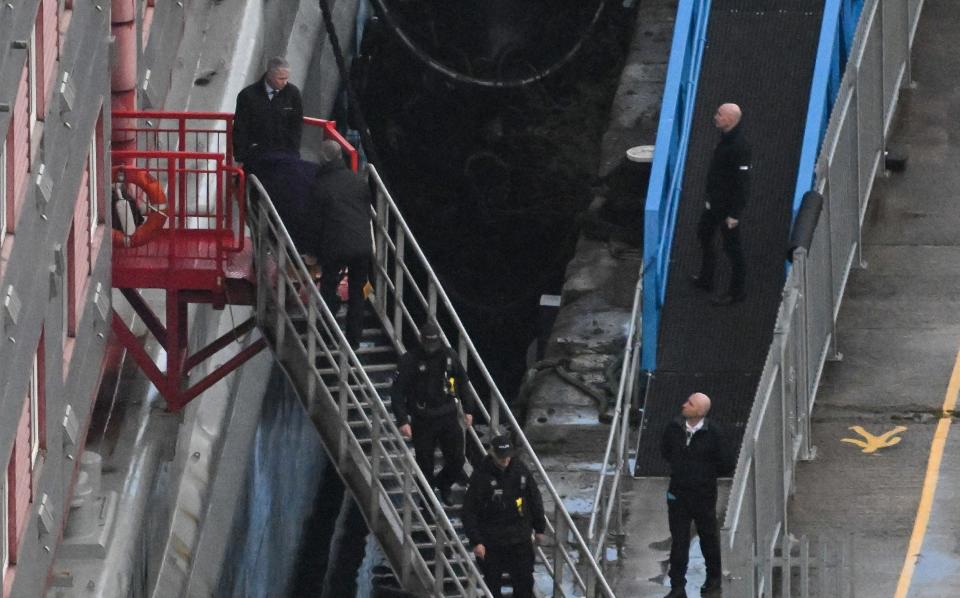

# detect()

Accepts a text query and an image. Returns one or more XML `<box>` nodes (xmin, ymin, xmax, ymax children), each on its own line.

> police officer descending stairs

<box><xmin>392</xmin><ymin>321</ymin><xmax>476</xmax><ymax>507</ymax></box>
<box><xmin>248</xmin><ymin>161</ymin><xmax>616</xmax><ymax>597</ymax></box>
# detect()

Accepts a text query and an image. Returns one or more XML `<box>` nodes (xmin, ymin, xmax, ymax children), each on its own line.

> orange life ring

<box><xmin>111</xmin><ymin>165</ymin><xmax>168</xmax><ymax>248</ymax></box>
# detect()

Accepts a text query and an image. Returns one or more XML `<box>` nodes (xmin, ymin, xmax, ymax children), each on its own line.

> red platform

<box><xmin>109</xmin><ymin>111</ymin><xmax>356</xmax><ymax>411</ymax></box>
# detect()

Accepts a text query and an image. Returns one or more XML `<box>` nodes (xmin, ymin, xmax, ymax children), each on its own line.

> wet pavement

<box><xmin>789</xmin><ymin>2</ymin><xmax>960</xmax><ymax>597</ymax></box>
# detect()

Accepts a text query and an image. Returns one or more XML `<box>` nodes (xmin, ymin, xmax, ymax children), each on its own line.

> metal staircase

<box><xmin>105</xmin><ymin>110</ymin><xmax>614</xmax><ymax>595</ymax></box>
<box><xmin>247</xmin><ymin>163</ymin><xmax>616</xmax><ymax>596</ymax></box>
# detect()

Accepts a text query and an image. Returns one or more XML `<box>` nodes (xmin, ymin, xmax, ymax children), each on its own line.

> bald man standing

<box><xmin>691</xmin><ymin>103</ymin><xmax>752</xmax><ymax>306</ymax></box>
<box><xmin>660</xmin><ymin>393</ymin><xmax>736</xmax><ymax>597</ymax></box>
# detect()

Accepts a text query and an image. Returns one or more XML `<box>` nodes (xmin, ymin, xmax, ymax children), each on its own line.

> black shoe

<box><xmin>701</xmin><ymin>576</ymin><xmax>722</xmax><ymax>593</ymax></box>
<box><xmin>710</xmin><ymin>293</ymin><xmax>745</xmax><ymax>306</ymax></box>
<box><xmin>690</xmin><ymin>274</ymin><xmax>713</xmax><ymax>292</ymax></box>
<box><xmin>663</xmin><ymin>588</ymin><xmax>687</xmax><ymax>598</ymax></box>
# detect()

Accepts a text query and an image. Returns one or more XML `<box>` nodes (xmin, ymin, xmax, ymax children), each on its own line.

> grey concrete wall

<box><xmin>214</xmin><ymin>367</ymin><xmax>330</xmax><ymax>598</ymax></box>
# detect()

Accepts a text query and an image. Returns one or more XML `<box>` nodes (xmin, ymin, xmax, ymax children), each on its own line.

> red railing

<box><xmin>111</xmin><ymin>111</ymin><xmax>359</xmax><ymax>291</ymax></box>
<box><xmin>113</xmin><ymin>111</ymin><xmax>359</xmax><ymax>171</ymax></box>
<box><xmin>111</xmin><ymin>150</ymin><xmax>245</xmax><ymax>290</ymax></box>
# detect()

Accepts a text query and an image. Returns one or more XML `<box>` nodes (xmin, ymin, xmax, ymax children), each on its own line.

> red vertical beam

<box><xmin>164</xmin><ymin>290</ymin><xmax>182</xmax><ymax>408</ymax></box>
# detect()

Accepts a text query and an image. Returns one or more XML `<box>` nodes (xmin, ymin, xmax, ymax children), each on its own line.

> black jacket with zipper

<box><xmin>660</xmin><ymin>416</ymin><xmax>736</xmax><ymax>498</ymax></box>
<box><xmin>462</xmin><ymin>455</ymin><xmax>546</xmax><ymax>548</ymax></box>
<box><xmin>392</xmin><ymin>347</ymin><xmax>472</xmax><ymax>425</ymax></box>
<box><xmin>705</xmin><ymin>124</ymin><xmax>752</xmax><ymax>218</ymax></box>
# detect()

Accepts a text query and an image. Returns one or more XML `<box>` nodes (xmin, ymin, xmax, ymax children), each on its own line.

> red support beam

<box><xmin>184</xmin><ymin>316</ymin><xmax>257</xmax><ymax>372</ymax></box>
<box><xmin>111</xmin><ymin>310</ymin><xmax>168</xmax><ymax>396</ymax></box>
<box><xmin>169</xmin><ymin>338</ymin><xmax>267</xmax><ymax>411</ymax></box>
<box><xmin>120</xmin><ymin>287</ymin><xmax>168</xmax><ymax>350</ymax></box>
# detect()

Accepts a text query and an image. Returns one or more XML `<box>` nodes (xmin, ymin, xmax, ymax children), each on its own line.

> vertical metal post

<box><xmin>400</xmin><ymin>459</ymin><xmax>413</xmax><ymax>586</ymax></box>
<box><xmin>369</xmin><ymin>412</ymin><xmax>382</xmax><ymax>533</ymax></box>
<box><xmin>797</xmin><ymin>249</ymin><xmax>815</xmax><ymax>461</ymax></box>
<box><xmin>823</xmin><ymin>178</ymin><xmax>842</xmax><ymax>363</ymax></box>
<box><xmin>552</xmin><ymin>511</ymin><xmax>566</xmax><ymax>597</ymax></box>
<box><xmin>275</xmin><ymin>245</ymin><xmax>287</xmax><ymax>360</ymax></box>
<box><xmin>307</xmin><ymin>294</ymin><xmax>317</xmax><ymax>403</ymax></box>
<box><xmin>819</xmin><ymin>539</ymin><xmax>828</xmax><ymax>598</ymax></box>
<box><xmin>764</xmin><ymin>543</ymin><xmax>773</xmax><ymax>598</ymax></box>
<box><xmin>393</xmin><ymin>230</ymin><xmax>405</xmax><ymax>338</ymax></box>
<box><xmin>165</xmin><ymin>289</ymin><xmax>182</xmax><ymax>405</ymax></box>
<box><xmin>337</xmin><ymin>348</ymin><xmax>350</xmax><ymax>469</ymax></box>
<box><xmin>434</xmin><ymin>528</ymin><xmax>446</xmax><ymax>596</ymax></box>
<box><xmin>374</xmin><ymin>187</ymin><xmax>389</xmax><ymax>317</ymax></box>
<box><xmin>255</xmin><ymin>198</ymin><xmax>268</xmax><ymax>329</ymax></box>
<box><xmin>800</xmin><ymin>535</ymin><xmax>810</xmax><ymax>598</ymax></box>
<box><xmin>782</xmin><ymin>532</ymin><xmax>792</xmax><ymax>598</ymax></box>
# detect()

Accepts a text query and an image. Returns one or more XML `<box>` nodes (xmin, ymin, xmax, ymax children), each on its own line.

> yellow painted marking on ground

<box><xmin>893</xmin><ymin>348</ymin><xmax>960</xmax><ymax>598</ymax></box>
<box><xmin>841</xmin><ymin>425</ymin><xmax>908</xmax><ymax>453</ymax></box>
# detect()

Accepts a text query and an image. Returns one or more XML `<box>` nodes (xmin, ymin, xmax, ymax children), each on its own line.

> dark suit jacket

<box><xmin>233</xmin><ymin>75</ymin><xmax>303</xmax><ymax>163</ymax></box>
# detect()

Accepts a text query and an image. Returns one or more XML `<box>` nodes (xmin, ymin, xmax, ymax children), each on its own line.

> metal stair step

<box><xmin>316</xmin><ymin>362</ymin><xmax>397</xmax><ymax>376</ymax></box>
<box><xmin>331</xmin><ymin>343</ymin><xmax>395</xmax><ymax>356</ymax></box>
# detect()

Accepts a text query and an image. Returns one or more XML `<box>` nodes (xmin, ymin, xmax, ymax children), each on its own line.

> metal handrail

<box><xmin>586</xmin><ymin>277</ymin><xmax>645</xmax><ymax>566</ymax></box>
<box><xmin>368</xmin><ymin>166</ymin><xmax>616</xmax><ymax>597</ymax></box>
<box><xmin>247</xmin><ymin>175</ymin><xmax>491</xmax><ymax>597</ymax></box>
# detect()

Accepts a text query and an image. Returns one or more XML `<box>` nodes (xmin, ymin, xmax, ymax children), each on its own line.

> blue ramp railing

<box><xmin>642</xmin><ymin>0</ymin><xmax>713</xmax><ymax>371</ymax></box>
<box><xmin>792</xmin><ymin>0</ymin><xmax>865</xmax><ymax>217</ymax></box>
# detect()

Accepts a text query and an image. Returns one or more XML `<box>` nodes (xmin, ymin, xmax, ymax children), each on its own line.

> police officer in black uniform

<box><xmin>462</xmin><ymin>433</ymin><xmax>546</xmax><ymax>598</ymax></box>
<box><xmin>232</xmin><ymin>56</ymin><xmax>304</xmax><ymax>174</ymax></box>
<box><xmin>661</xmin><ymin>393</ymin><xmax>736</xmax><ymax>598</ymax></box>
<box><xmin>691</xmin><ymin>103</ymin><xmax>752</xmax><ymax>306</ymax></box>
<box><xmin>393</xmin><ymin>321</ymin><xmax>474</xmax><ymax>504</ymax></box>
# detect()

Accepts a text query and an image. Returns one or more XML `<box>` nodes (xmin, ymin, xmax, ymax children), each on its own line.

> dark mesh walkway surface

<box><xmin>635</xmin><ymin>0</ymin><xmax>823</xmax><ymax>476</ymax></box>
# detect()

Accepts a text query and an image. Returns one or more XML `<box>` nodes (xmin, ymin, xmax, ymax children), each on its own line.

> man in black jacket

<box><xmin>232</xmin><ymin>57</ymin><xmax>304</xmax><ymax>173</ymax></box>
<box><xmin>661</xmin><ymin>392</ymin><xmax>735</xmax><ymax>598</ymax></box>
<box><xmin>393</xmin><ymin>321</ymin><xmax>474</xmax><ymax>503</ymax></box>
<box><xmin>315</xmin><ymin>140</ymin><xmax>372</xmax><ymax>347</ymax></box>
<box><xmin>463</xmin><ymin>434</ymin><xmax>546</xmax><ymax>598</ymax></box>
<box><xmin>691</xmin><ymin>103</ymin><xmax>752</xmax><ymax>306</ymax></box>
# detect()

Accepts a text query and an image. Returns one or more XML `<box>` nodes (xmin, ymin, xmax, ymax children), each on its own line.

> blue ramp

<box><xmin>635</xmin><ymin>0</ymin><xmax>823</xmax><ymax>476</ymax></box>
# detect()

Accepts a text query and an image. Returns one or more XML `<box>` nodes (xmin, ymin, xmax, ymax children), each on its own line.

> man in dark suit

<box><xmin>232</xmin><ymin>56</ymin><xmax>304</xmax><ymax>173</ymax></box>
<box><xmin>661</xmin><ymin>392</ymin><xmax>736</xmax><ymax>597</ymax></box>
<box><xmin>691</xmin><ymin>103</ymin><xmax>752</xmax><ymax>306</ymax></box>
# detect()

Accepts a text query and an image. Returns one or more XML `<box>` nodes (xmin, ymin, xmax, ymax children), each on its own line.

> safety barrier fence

<box><xmin>721</xmin><ymin>0</ymin><xmax>923</xmax><ymax>595</ymax></box>
<box><xmin>368</xmin><ymin>166</ymin><xmax>615</xmax><ymax>597</ymax></box>
<box><xmin>641</xmin><ymin>0</ymin><xmax>712</xmax><ymax>371</ymax></box>
<box><xmin>755</xmin><ymin>534</ymin><xmax>855</xmax><ymax>598</ymax></box>
<box><xmin>586</xmin><ymin>276</ymin><xmax>646</xmax><ymax>574</ymax></box>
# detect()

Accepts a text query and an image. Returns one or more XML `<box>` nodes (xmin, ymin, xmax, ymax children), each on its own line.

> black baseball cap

<box><xmin>421</xmin><ymin>322</ymin><xmax>443</xmax><ymax>350</ymax></box>
<box><xmin>490</xmin><ymin>433</ymin><xmax>515</xmax><ymax>458</ymax></box>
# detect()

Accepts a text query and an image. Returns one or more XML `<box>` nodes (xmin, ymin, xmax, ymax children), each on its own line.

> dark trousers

<box><xmin>696</xmin><ymin>207</ymin><xmax>746</xmax><ymax>298</ymax></box>
<box><xmin>412</xmin><ymin>414</ymin><xmax>465</xmax><ymax>491</ymax></box>
<box><xmin>667</xmin><ymin>491</ymin><xmax>722</xmax><ymax>588</ymax></box>
<box><xmin>320</xmin><ymin>254</ymin><xmax>371</xmax><ymax>348</ymax></box>
<box><xmin>479</xmin><ymin>541</ymin><xmax>534</xmax><ymax>598</ymax></box>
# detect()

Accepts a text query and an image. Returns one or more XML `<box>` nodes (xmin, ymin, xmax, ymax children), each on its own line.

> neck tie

<box><xmin>686</xmin><ymin>429</ymin><xmax>694</xmax><ymax>446</ymax></box>
<box><xmin>268</xmin><ymin>90</ymin><xmax>275</xmax><ymax>101</ymax></box>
